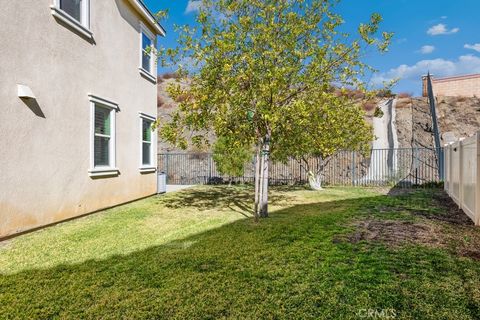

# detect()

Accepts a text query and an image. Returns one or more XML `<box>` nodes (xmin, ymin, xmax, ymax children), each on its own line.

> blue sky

<box><xmin>145</xmin><ymin>0</ymin><xmax>480</xmax><ymax>96</ymax></box>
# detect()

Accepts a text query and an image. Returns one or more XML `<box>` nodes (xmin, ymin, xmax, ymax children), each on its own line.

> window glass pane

<box><xmin>142</xmin><ymin>33</ymin><xmax>152</xmax><ymax>50</ymax></box>
<box><xmin>95</xmin><ymin>136</ymin><xmax>110</xmax><ymax>166</ymax></box>
<box><xmin>142</xmin><ymin>52</ymin><xmax>151</xmax><ymax>72</ymax></box>
<box><xmin>142</xmin><ymin>120</ymin><xmax>152</xmax><ymax>142</ymax></box>
<box><xmin>60</xmin><ymin>0</ymin><xmax>82</xmax><ymax>22</ymax></box>
<box><xmin>142</xmin><ymin>142</ymin><xmax>151</xmax><ymax>165</ymax></box>
<box><xmin>95</xmin><ymin>107</ymin><xmax>111</xmax><ymax>135</ymax></box>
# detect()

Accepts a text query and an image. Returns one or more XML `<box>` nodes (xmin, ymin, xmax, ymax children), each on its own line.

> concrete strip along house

<box><xmin>0</xmin><ymin>0</ymin><xmax>165</xmax><ymax>238</ymax></box>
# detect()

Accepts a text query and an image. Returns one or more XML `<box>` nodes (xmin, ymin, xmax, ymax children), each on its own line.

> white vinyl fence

<box><xmin>444</xmin><ymin>132</ymin><xmax>480</xmax><ymax>225</ymax></box>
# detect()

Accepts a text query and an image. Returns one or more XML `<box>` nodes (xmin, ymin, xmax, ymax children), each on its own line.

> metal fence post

<box><xmin>208</xmin><ymin>154</ymin><xmax>212</xmax><ymax>184</ymax></box>
<box><xmin>164</xmin><ymin>153</ymin><xmax>169</xmax><ymax>185</ymax></box>
<box><xmin>352</xmin><ymin>151</ymin><xmax>356</xmax><ymax>186</ymax></box>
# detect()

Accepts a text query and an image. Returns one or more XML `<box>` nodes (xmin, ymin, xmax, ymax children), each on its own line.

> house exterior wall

<box><xmin>0</xmin><ymin>0</ymin><xmax>161</xmax><ymax>238</ymax></box>
<box><xmin>422</xmin><ymin>74</ymin><xmax>480</xmax><ymax>97</ymax></box>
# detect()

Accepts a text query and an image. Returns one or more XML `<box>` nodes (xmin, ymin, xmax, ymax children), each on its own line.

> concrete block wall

<box><xmin>422</xmin><ymin>74</ymin><xmax>480</xmax><ymax>97</ymax></box>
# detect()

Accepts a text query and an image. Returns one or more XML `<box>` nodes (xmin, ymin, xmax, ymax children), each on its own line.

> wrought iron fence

<box><xmin>158</xmin><ymin>148</ymin><xmax>443</xmax><ymax>188</ymax></box>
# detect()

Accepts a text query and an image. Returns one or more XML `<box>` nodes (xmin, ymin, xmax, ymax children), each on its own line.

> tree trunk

<box><xmin>259</xmin><ymin>135</ymin><xmax>270</xmax><ymax>217</ymax></box>
<box><xmin>308</xmin><ymin>171</ymin><xmax>323</xmax><ymax>190</ymax></box>
<box><xmin>258</xmin><ymin>145</ymin><xmax>265</xmax><ymax>216</ymax></box>
<box><xmin>254</xmin><ymin>145</ymin><xmax>261</xmax><ymax>220</ymax></box>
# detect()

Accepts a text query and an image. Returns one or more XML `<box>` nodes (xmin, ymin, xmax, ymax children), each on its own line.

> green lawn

<box><xmin>1</xmin><ymin>186</ymin><xmax>480</xmax><ymax>319</ymax></box>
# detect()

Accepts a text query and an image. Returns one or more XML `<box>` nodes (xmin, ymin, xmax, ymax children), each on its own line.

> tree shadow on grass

<box><xmin>157</xmin><ymin>185</ymin><xmax>301</xmax><ymax>217</ymax></box>
<box><xmin>1</xmin><ymin>190</ymin><xmax>480</xmax><ymax>319</ymax></box>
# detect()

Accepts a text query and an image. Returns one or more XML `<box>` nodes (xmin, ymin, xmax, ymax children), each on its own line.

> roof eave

<box><xmin>128</xmin><ymin>0</ymin><xmax>166</xmax><ymax>37</ymax></box>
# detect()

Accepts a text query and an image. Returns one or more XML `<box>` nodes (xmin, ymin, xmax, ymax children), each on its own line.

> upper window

<box><xmin>142</xmin><ymin>33</ymin><xmax>153</xmax><ymax>72</ymax></box>
<box><xmin>139</xmin><ymin>23</ymin><xmax>156</xmax><ymax>82</ymax></box>
<box><xmin>88</xmin><ymin>95</ymin><xmax>119</xmax><ymax>177</ymax></box>
<box><xmin>60</xmin><ymin>0</ymin><xmax>83</xmax><ymax>22</ymax></box>
<box><xmin>51</xmin><ymin>0</ymin><xmax>91</xmax><ymax>38</ymax></box>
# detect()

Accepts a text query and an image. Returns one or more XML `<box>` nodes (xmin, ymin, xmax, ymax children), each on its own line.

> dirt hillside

<box><xmin>394</xmin><ymin>96</ymin><xmax>480</xmax><ymax>149</ymax></box>
<box><xmin>158</xmin><ymin>74</ymin><xmax>480</xmax><ymax>154</ymax></box>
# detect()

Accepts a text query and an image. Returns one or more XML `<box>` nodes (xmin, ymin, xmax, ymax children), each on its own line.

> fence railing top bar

<box><xmin>159</xmin><ymin>147</ymin><xmax>443</xmax><ymax>156</ymax></box>
<box><xmin>462</xmin><ymin>136</ymin><xmax>477</xmax><ymax>145</ymax></box>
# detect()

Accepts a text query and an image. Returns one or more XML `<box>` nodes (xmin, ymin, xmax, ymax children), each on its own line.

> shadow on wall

<box><xmin>51</xmin><ymin>16</ymin><xmax>96</xmax><ymax>45</ymax></box>
<box><xmin>20</xmin><ymin>97</ymin><xmax>45</xmax><ymax>118</ymax></box>
<box><xmin>114</xmin><ymin>0</ymin><xmax>143</xmax><ymax>34</ymax></box>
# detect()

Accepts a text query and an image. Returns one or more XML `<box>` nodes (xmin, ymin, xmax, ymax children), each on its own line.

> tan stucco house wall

<box><xmin>0</xmin><ymin>0</ymin><xmax>165</xmax><ymax>238</ymax></box>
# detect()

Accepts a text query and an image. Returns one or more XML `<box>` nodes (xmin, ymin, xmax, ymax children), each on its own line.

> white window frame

<box><xmin>51</xmin><ymin>0</ymin><xmax>92</xmax><ymax>39</ymax></box>
<box><xmin>88</xmin><ymin>95</ymin><xmax>119</xmax><ymax>177</ymax></box>
<box><xmin>139</xmin><ymin>22</ymin><xmax>157</xmax><ymax>83</ymax></box>
<box><xmin>139</xmin><ymin>113</ymin><xmax>156</xmax><ymax>173</ymax></box>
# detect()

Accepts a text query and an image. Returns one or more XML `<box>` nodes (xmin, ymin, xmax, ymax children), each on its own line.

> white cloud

<box><xmin>441</xmin><ymin>16</ymin><xmax>448</xmax><ymax>20</ymax></box>
<box><xmin>419</xmin><ymin>45</ymin><xmax>435</xmax><ymax>54</ymax></box>
<box><xmin>185</xmin><ymin>0</ymin><xmax>202</xmax><ymax>14</ymax></box>
<box><xmin>371</xmin><ymin>55</ymin><xmax>480</xmax><ymax>86</ymax></box>
<box><xmin>427</xmin><ymin>23</ymin><xmax>460</xmax><ymax>36</ymax></box>
<box><xmin>465</xmin><ymin>43</ymin><xmax>480</xmax><ymax>53</ymax></box>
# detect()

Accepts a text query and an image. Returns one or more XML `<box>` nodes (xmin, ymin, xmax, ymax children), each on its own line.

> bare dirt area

<box><xmin>334</xmin><ymin>189</ymin><xmax>480</xmax><ymax>260</ymax></box>
<box><xmin>336</xmin><ymin>217</ymin><xmax>480</xmax><ymax>261</ymax></box>
<box><xmin>341</xmin><ymin>219</ymin><xmax>441</xmax><ymax>247</ymax></box>
<box><xmin>421</xmin><ymin>191</ymin><xmax>474</xmax><ymax>225</ymax></box>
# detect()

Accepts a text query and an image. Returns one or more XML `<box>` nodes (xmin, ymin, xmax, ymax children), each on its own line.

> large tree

<box><xmin>156</xmin><ymin>0</ymin><xmax>392</xmax><ymax>218</ymax></box>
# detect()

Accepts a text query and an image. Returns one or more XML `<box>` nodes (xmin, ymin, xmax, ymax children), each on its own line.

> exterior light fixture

<box><xmin>17</xmin><ymin>84</ymin><xmax>36</xmax><ymax>99</ymax></box>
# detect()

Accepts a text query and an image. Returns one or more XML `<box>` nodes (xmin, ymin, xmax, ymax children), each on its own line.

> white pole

<box><xmin>459</xmin><ymin>139</ymin><xmax>464</xmax><ymax>211</ymax></box>
<box><xmin>476</xmin><ymin>132</ymin><xmax>480</xmax><ymax>226</ymax></box>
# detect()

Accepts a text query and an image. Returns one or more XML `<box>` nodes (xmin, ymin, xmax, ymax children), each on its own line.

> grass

<box><xmin>1</xmin><ymin>186</ymin><xmax>480</xmax><ymax>319</ymax></box>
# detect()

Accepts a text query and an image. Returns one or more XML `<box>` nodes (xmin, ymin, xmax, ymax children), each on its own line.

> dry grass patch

<box><xmin>335</xmin><ymin>219</ymin><xmax>442</xmax><ymax>247</ymax></box>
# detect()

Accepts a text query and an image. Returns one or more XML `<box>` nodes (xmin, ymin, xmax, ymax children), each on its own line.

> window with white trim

<box><xmin>139</xmin><ymin>24</ymin><xmax>156</xmax><ymax>81</ymax></box>
<box><xmin>51</xmin><ymin>0</ymin><xmax>91</xmax><ymax>38</ymax></box>
<box><xmin>89</xmin><ymin>95</ymin><xmax>118</xmax><ymax>177</ymax></box>
<box><xmin>94</xmin><ymin>107</ymin><xmax>112</xmax><ymax>167</ymax></box>
<box><xmin>139</xmin><ymin>113</ymin><xmax>156</xmax><ymax>172</ymax></box>
<box><xmin>142</xmin><ymin>119</ymin><xmax>152</xmax><ymax>165</ymax></box>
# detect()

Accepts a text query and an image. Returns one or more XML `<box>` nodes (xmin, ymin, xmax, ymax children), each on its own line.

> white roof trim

<box><xmin>88</xmin><ymin>94</ymin><xmax>119</xmax><ymax>110</ymax></box>
<box><xmin>139</xmin><ymin>112</ymin><xmax>156</xmax><ymax>121</ymax></box>
<box><xmin>128</xmin><ymin>0</ymin><xmax>166</xmax><ymax>37</ymax></box>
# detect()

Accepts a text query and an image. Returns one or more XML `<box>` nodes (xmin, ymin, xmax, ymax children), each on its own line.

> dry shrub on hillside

<box><xmin>348</xmin><ymin>90</ymin><xmax>365</xmax><ymax>100</ymax></box>
<box><xmin>376</xmin><ymin>89</ymin><xmax>394</xmax><ymax>98</ymax></box>
<box><xmin>175</xmin><ymin>93</ymin><xmax>193</xmax><ymax>103</ymax></box>
<box><xmin>333</xmin><ymin>88</ymin><xmax>365</xmax><ymax>100</ymax></box>
<box><xmin>189</xmin><ymin>146</ymin><xmax>209</xmax><ymax>160</ymax></box>
<box><xmin>158</xmin><ymin>96</ymin><xmax>166</xmax><ymax>108</ymax></box>
<box><xmin>362</xmin><ymin>101</ymin><xmax>376</xmax><ymax>112</ymax></box>
<box><xmin>397</xmin><ymin>92</ymin><xmax>412</xmax><ymax>99</ymax></box>
<box><xmin>162</xmin><ymin>72</ymin><xmax>180</xmax><ymax>80</ymax></box>
<box><xmin>456</xmin><ymin>96</ymin><xmax>468</xmax><ymax>103</ymax></box>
